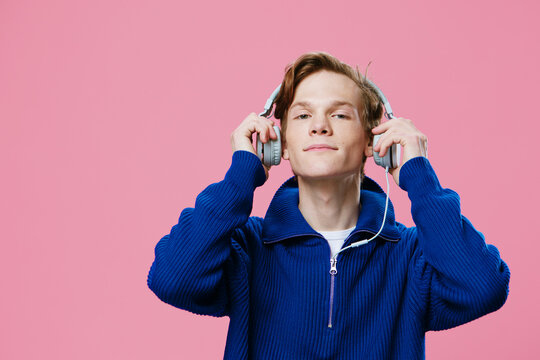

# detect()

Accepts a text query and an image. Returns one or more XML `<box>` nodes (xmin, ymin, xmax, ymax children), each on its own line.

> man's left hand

<box><xmin>371</xmin><ymin>117</ymin><xmax>428</xmax><ymax>186</ymax></box>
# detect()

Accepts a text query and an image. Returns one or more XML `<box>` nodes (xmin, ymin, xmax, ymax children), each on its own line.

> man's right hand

<box><xmin>230</xmin><ymin>113</ymin><xmax>279</xmax><ymax>178</ymax></box>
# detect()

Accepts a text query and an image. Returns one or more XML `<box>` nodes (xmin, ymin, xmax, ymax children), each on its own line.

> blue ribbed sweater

<box><xmin>147</xmin><ymin>151</ymin><xmax>510</xmax><ymax>359</ymax></box>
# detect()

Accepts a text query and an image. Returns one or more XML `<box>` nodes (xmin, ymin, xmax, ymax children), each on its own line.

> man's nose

<box><xmin>310</xmin><ymin>114</ymin><xmax>332</xmax><ymax>135</ymax></box>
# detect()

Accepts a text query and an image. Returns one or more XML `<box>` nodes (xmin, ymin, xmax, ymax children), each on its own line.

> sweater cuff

<box><xmin>398</xmin><ymin>156</ymin><xmax>443</xmax><ymax>196</ymax></box>
<box><xmin>224</xmin><ymin>150</ymin><xmax>267</xmax><ymax>190</ymax></box>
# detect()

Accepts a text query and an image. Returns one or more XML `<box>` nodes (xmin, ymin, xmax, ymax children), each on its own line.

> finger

<box><xmin>241</xmin><ymin>114</ymin><xmax>277</xmax><ymax>143</ymax></box>
<box><xmin>373</xmin><ymin>127</ymin><xmax>396</xmax><ymax>152</ymax></box>
<box><xmin>255</xmin><ymin>122</ymin><xmax>275</xmax><ymax>143</ymax></box>
<box><xmin>377</xmin><ymin>133</ymin><xmax>401</xmax><ymax>157</ymax></box>
<box><xmin>265</xmin><ymin>119</ymin><xmax>278</xmax><ymax>140</ymax></box>
<box><xmin>372</xmin><ymin>117</ymin><xmax>413</xmax><ymax>135</ymax></box>
<box><xmin>269</xmin><ymin>126</ymin><xmax>277</xmax><ymax>140</ymax></box>
<box><xmin>371</xmin><ymin>120</ymin><xmax>394</xmax><ymax>134</ymax></box>
<box><xmin>262</xmin><ymin>119</ymin><xmax>279</xmax><ymax>141</ymax></box>
<box><xmin>377</xmin><ymin>137</ymin><xmax>387</xmax><ymax>157</ymax></box>
<box><xmin>256</xmin><ymin>123</ymin><xmax>269</xmax><ymax>143</ymax></box>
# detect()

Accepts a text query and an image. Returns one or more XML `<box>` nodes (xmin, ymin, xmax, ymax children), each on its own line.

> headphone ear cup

<box><xmin>373</xmin><ymin>134</ymin><xmax>401</xmax><ymax>169</ymax></box>
<box><xmin>263</xmin><ymin>140</ymin><xmax>272</xmax><ymax>166</ymax></box>
<box><xmin>372</xmin><ymin>134</ymin><xmax>385</xmax><ymax>167</ymax></box>
<box><xmin>257</xmin><ymin>133</ymin><xmax>264</xmax><ymax>162</ymax></box>
<box><xmin>256</xmin><ymin>126</ymin><xmax>282</xmax><ymax>167</ymax></box>
<box><xmin>392</xmin><ymin>142</ymin><xmax>401</xmax><ymax>168</ymax></box>
<box><xmin>270</xmin><ymin>125</ymin><xmax>281</xmax><ymax>166</ymax></box>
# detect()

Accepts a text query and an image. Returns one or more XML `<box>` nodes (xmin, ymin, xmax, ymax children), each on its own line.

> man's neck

<box><xmin>297</xmin><ymin>174</ymin><xmax>361</xmax><ymax>232</ymax></box>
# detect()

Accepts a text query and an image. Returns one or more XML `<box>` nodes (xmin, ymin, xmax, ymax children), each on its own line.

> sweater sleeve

<box><xmin>147</xmin><ymin>150</ymin><xmax>267</xmax><ymax>317</ymax></box>
<box><xmin>399</xmin><ymin>157</ymin><xmax>510</xmax><ymax>331</ymax></box>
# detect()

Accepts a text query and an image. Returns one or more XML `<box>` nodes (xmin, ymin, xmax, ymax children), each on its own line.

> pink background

<box><xmin>1</xmin><ymin>0</ymin><xmax>538</xmax><ymax>358</ymax></box>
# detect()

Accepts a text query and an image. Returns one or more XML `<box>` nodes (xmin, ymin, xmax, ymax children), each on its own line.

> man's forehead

<box><xmin>291</xmin><ymin>71</ymin><xmax>363</xmax><ymax>109</ymax></box>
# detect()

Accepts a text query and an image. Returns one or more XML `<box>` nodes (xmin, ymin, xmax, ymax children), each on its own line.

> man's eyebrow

<box><xmin>289</xmin><ymin>100</ymin><xmax>356</xmax><ymax>109</ymax></box>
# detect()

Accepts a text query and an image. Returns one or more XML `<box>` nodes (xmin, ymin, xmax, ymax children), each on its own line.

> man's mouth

<box><xmin>304</xmin><ymin>144</ymin><xmax>338</xmax><ymax>151</ymax></box>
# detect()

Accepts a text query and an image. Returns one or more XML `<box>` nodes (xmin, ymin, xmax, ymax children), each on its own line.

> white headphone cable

<box><xmin>331</xmin><ymin>165</ymin><xmax>391</xmax><ymax>264</ymax></box>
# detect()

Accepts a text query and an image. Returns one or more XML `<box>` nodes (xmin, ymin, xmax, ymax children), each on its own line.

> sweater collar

<box><xmin>262</xmin><ymin>175</ymin><xmax>401</xmax><ymax>244</ymax></box>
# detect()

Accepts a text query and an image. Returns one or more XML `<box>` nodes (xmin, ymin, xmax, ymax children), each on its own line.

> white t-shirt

<box><xmin>319</xmin><ymin>226</ymin><xmax>355</xmax><ymax>258</ymax></box>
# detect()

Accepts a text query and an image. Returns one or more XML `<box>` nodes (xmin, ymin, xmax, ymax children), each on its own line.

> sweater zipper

<box><xmin>326</xmin><ymin>230</ymin><xmax>380</xmax><ymax>329</ymax></box>
<box><xmin>273</xmin><ymin>230</ymin><xmax>388</xmax><ymax>330</ymax></box>
<box><xmin>328</xmin><ymin>256</ymin><xmax>338</xmax><ymax>328</ymax></box>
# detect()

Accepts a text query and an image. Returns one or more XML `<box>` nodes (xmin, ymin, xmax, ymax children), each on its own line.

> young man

<box><xmin>147</xmin><ymin>52</ymin><xmax>510</xmax><ymax>359</ymax></box>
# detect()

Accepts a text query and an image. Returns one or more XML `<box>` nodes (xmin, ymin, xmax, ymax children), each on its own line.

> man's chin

<box><xmin>294</xmin><ymin>169</ymin><xmax>363</xmax><ymax>183</ymax></box>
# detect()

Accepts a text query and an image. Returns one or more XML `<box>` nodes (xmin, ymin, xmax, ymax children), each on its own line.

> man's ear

<box><xmin>280</xmin><ymin>124</ymin><xmax>289</xmax><ymax>160</ymax></box>
<box><xmin>282</xmin><ymin>137</ymin><xmax>289</xmax><ymax>160</ymax></box>
<box><xmin>364</xmin><ymin>136</ymin><xmax>373</xmax><ymax>158</ymax></box>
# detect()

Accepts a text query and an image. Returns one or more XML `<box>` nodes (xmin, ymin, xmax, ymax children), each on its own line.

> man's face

<box><xmin>282</xmin><ymin>70</ymin><xmax>371</xmax><ymax>180</ymax></box>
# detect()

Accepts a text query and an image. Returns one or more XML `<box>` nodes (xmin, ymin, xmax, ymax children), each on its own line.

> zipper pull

<box><xmin>329</xmin><ymin>257</ymin><xmax>338</xmax><ymax>275</ymax></box>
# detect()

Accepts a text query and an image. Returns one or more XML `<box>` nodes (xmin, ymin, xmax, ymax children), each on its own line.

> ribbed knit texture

<box><xmin>148</xmin><ymin>151</ymin><xmax>510</xmax><ymax>359</ymax></box>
